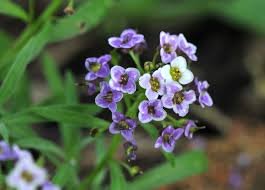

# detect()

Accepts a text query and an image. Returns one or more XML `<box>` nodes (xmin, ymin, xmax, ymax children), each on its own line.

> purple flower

<box><xmin>139</xmin><ymin>68</ymin><xmax>165</xmax><ymax>100</ymax></box>
<box><xmin>177</xmin><ymin>33</ymin><xmax>197</xmax><ymax>61</ymax></box>
<box><xmin>42</xmin><ymin>181</ymin><xmax>60</xmax><ymax>190</ymax></box>
<box><xmin>109</xmin><ymin>66</ymin><xmax>140</xmax><ymax>94</ymax></box>
<box><xmin>123</xmin><ymin>141</ymin><xmax>137</xmax><ymax>161</ymax></box>
<box><xmin>87</xmin><ymin>82</ymin><xmax>97</xmax><ymax>96</ymax></box>
<box><xmin>95</xmin><ymin>82</ymin><xmax>123</xmax><ymax>112</ymax></box>
<box><xmin>138</xmin><ymin>99</ymin><xmax>167</xmax><ymax>123</ymax></box>
<box><xmin>154</xmin><ymin>126</ymin><xmax>184</xmax><ymax>152</ymax></box>
<box><xmin>85</xmin><ymin>54</ymin><xmax>111</xmax><ymax>81</ymax></box>
<box><xmin>108</xmin><ymin>29</ymin><xmax>145</xmax><ymax>49</ymax></box>
<box><xmin>195</xmin><ymin>78</ymin><xmax>213</xmax><ymax>108</ymax></box>
<box><xmin>162</xmin><ymin>83</ymin><xmax>196</xmax><ymax>117</ymax></box>
<box><xmin>229</xmin><ymin>169</ymin><xmax>242</xmax><ymax>190</ymax></box>
<box><xmin>160</xmin><ymin>31</ymin><xmax>178</xmax><ymax>63</ymax></box>
<box><xmin>6</xmin><ymin>158</ymin><xmax>47</xmax><ymax>190</ymax></box>
<box><xmin>109</xmin><ymin>112</ymin><xmax>137</xmax><ymax>141</ymax></box>
<box><xmin>13</xmin><ymin>145</ymin><xmax>33</xmax><ymax>161</ymax></box>
<box><xmin>161</xmin><ymin>56</ymin><xmax>194</xmax><ymax>85</ymax></box>
<box><xmin>184</xmin><ymin>120</ymin><xmax>198</xmax><ymax>139</ymax></box>
<box><xmin>0</xmin><ymin>141</ymin><xmax>17</xmax><ymax>161</ymax></box>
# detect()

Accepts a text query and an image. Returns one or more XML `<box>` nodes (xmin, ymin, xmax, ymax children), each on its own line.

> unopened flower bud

<box><xmin>130</xmin><ymin>166</ymin><xmax>143</xmax><ymax>176</ymax></box>
<box><xmin>144</xmin><ymin>61</ymin><xmax>155</xmax><ymax>72</ymax></box>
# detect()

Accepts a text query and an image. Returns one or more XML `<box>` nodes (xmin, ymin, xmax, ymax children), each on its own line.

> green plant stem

<box><xmin>28</xmin><ymin>0</ymin><xmax>35</xmax><ymax>23</ymax></box>
<box><xmin>129</xmin><ymin>51</ymin><xmax>144</xmax><ymax>74</ymax></box>
<box><xmin>152</xmin><ymin>48</ymin><xmax>159</xmax><ymax>64</ymax></box>
<box><xmin>78</xmin><ymin>135</ymin><xmax>121</xmax><ymax>190</ymax></box>
<box><xmin>166</xmin><ymin>114</ymin><xmax>187</xmax><ymax>127</ymax></box>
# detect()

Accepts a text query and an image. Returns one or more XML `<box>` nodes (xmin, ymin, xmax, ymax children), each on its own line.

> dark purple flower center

<box><xmin>170</xmin><ymin>67</ymin><xmax>182</xmax><ymax>81</ymax></box>
<box><xmin>21</xmin><ymin>170</ymin><xmax>34</xmax><ymax>183</ymax></box>
<box><xmin>163</xmin><ymin>43</ymin><xmax>172</xmax><ymax>53</ymax></box>
<box><xmin>147</xmin><ymin>105</ymin><xmax>156</xmax><ymax>115</ymax></box>
<box><xmin>117</xmin><ymin>120</ymin><xmax>130</xmax><ymax>130</ymax></box>
<box><xmin>163</xmin><ymin>133</ymin><xmax>171</xmax><ymax>144</ymax></box>
<box><xmin>119</xmin><ymin>74</ymin><xmax>129</xmax><ymax>85</ymax></box>
<box><xmin>173</xmin><ymin>92</ymin><xmax>184</xmax><ymax>104</ymax></box>
<box><xmin>89</xmin><ymin>62</ymin><xmax>101</xmax><ymax>72</ymax></box>
<box><xmin>103</xmin><ymin>91</ymin><xmax>113</xmax><ymax>103</ymax></box>
<box><xmin>122</xmin><ymin>34</ymin><xmax>132</xmax><ymax>44</ymax></box>
<box><xmin>150</xmin><ymin>77</ymin><xmax>160</xmax><ymax>92</ymax></box>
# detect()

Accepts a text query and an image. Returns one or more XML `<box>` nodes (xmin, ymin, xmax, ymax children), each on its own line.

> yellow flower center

<box><xmin>173</xmin><ymin>92</ymin><xmax>184</xmax><ymax>104</ymax></box>
<box><xmin>150</xmin><ymin>77</ymin><xmax>160</xmax><ymax>92</ymax></box>
<box><xmin>117</xmin><ymin>120</ymin><xmax>130</xmax><ymax>130</ymax></box>
<box><xmin>163</xmin><ymin>44</ymin><xmax>172</xmax><ymax>53</ymax></box>
<box><xmin>90</xmin><ymin>62</ymin><xmax>101</xmax><ymax>72</ymax></box>
<box><xmin>21</xmin><ymin>170</ymin><xmax>34</xmax><ymax>183</ymax></box>
<box><xmin>170</xmin><ymin>67</ymin><xmax>182</xmax><ymax>81</ymax></box>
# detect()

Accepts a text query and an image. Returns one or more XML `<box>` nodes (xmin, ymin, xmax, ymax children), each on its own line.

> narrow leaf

<box><xmin>127</xmin><ymin>151</ymin><xmax>208</xmax><ymax>190</ymax></box>
<box><xmin>0</xmin><ymin>23</ymin><xmax>51</xmax><ymax>105</ymax></box>
<box><xmin>109</xmin><ymin>161</ymin><xmax>126</xmax><ymax>190</ymax></box>
<box><xmin>0</xmin><ymin>0</ymin><xmax>29</xmax><ymax>22</ymax></box>
<box><xmin>15</xmin><ymin>137</ymin><xmax>65</xmax><ymax>158</ymax></box>
<box><xmin>0</xmin><ymin>123</ymin><xmax>9</xmax><ymax>142</ymax></box>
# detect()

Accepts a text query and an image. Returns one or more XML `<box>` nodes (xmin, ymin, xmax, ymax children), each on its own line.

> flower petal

<box><xmin>171</xmin><ymin>56</ymin><xmax>187</xmax><ymax>72</ymax></box>
<box><xmin>161</xmin><ymin>95</ymin><xmax>174</xmax><ymax>108</ymax></box>
<box><xmin>109</xmin><ymin>123</ymin><xmax>120</xmax><ymax>134</ymax></box>
<box><xmin>173</xmin><ymin>103</ymin><xmax>189</xmax><ymax>117</ymax></box>
<box><xmin>139</xmin><ymin>73</ymin><xmax>151</xmax><ymax>89</ymax></box>
<box><xmin>179</xmin><ymin>69</ymin><xmax>194</xmax><ymax>85</ymax></box>
<box><xmin>154</xmin><ymin>137</ymin><xmax>163</xmax><ymax>148</ymax></box>
<box><xmin>126</xmin><ymin>68</ymin><xmax>140</xmax><ymax>81</ymax></box>
<box><xmin>145</xmin><ymin>89</ymin><xmax>158</xmax><ymax>100</ymax></box>
<box><xmin>108</xmin><ymin>37</ymin><xmax>122</xmax><ymax>48</ymax></box>
<box><xmin>160</xmin><ymin>65</ymin><xmax>172</xmax><ymax>81</ymax></box>
<box><xmin>111</xmin><ymin>66</ymin><xmax>125</xmax><ymax>82</ymax></box>
<box><xmin>138</xmin><ymin>112</ymin><xmax>152</xmax><ymax>123</ymax></box>
<box><xmin>183</xmin><ymin>90</ymin><xmax>196</xmax><ymax>104</ymax></box>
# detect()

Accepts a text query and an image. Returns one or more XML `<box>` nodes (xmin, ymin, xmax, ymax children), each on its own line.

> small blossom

<box><xmin>6</xmin><ymin>158</ymin><xmax>47</xmax><ymax>190</ymax></box>
<box><xmin>154</xmin><ymin>126</ymin><xmax>184</xmax><ymax>152</ymax></box>
<box><xmin>108</xmin><ymin>29</ymin><xmax>144</xmax><ymax>49</ymax></box>
<box><xmin>42</xmin><ymin>181</ymin><xmax>61</xmax><ymax>190</ymax></box>
<box><xmin>138</xmin><ymin>99</ymin><xmax>167</xmax><ymax>123</ymax></box>
<box><xmin>95</xmin><ymin>82</ymin><xmax>123</xmax><ymax>112</ymax></box>
<box><xmin>159</xmin><ymin>31</ymin><xmax>178</xmax><ymax>63</ymax></box>
<box><xmin>184</xmin><ymin>120</ymin><xmax>198</xmax><ymax>139</ymax></box>
<box><xmin>109</xmin><ymin>66</ymin><xmax>140</xmax><ymax>94</ymax></box>
<box><xmin>0</xmin><ymin>141</ymin><xmax>17</xmax><ymax>161</ymax></box>
<box><xmin>161</xmin><ymin>56</ymin><xmax>194</xmax><ymax>85</ymax></box>
<box><xmin>109</xmin><ymin>112</ymin><xmax>137</xmax><ymax>141</ymax></box>
<box><xmin>85</xmin><ymin>54</ymin><xmax>111</xmax><ymax>81</ymax></box>
<box><xmin>229</xmin><ymin>169</ymin><xmax>242</xmax><ymax>190</ymax></box>
<box><xmin>139</xmin><ymin>68</ymin><xmax>165</xmax><ymax>100</ymax></box>
<box><xmin>162</xmin><ymin>83</ymin><xmax>196</xmax><ymax>117</ymax></box>
<box><xmin>195</xmin><ymin>78</ymin><xmax>213</xmax><ymax>108</ymax></box>
<box><xmin>177</xmin><ymin>33</ymin><xmax>197</xmax><ymax>61</ymax></box>
<box><xmin>87</xmin><ymin>82</ymin><xmax>97</xmax><ymax>96</ymax></box>
<box><xmin>123</xmin><ymin>141</ymin><xmax>137</xmax><ymax>161</ymax></box>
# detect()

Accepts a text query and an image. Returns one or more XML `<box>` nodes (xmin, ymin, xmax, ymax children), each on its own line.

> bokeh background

<box><xmin>0</xmin><ymin>0</ymin><xmax>265</xmax><ymax>189</ymax></box>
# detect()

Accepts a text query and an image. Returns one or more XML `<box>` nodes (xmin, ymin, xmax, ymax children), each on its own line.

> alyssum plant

<box><xmin>0</xmin><ymin>29</ymin><xmax>213</xmax><ymax>190</ymax></box>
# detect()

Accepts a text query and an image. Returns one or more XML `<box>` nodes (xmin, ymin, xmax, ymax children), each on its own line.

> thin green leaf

<box><xmin>0</xmin><ymin>30</ymin><xmax>13</xmax><ymax>57</ymax></box>
<box><xmin>50</xmin><ymin>0</ymin><xmax>113</xmax><ymax>42</ymax></box>
<box><xmin>0</xmin><ymin>0</ymin><xmax>29</xmax><ymax>22</ymax></box>
<box><xmin>1</xmin><ymin>104</ymin><xmax>107</xmax><ymax>127</ymax></box>
<box><xmin>41</xmin><ymin>53</ymin><xmax>64</xmax><ymax>96</ymax></box>
<box><xmin>15</xmin><ymin>137</ymin><xmax>65</xmax><ymax>158</ymax></box>
<box><xmin>109</xmin><ymin>161</ymin><xmax>126</xmax><ymax>190</ymax></box>
<box><xmin>0</xmin><ymin>123</ymin><xmax>9</xmax><ymax>142</ymax></box>
<box><xmin>0</xmin><ymin>23</ymin><xmax>51</xmax><ymax>106</ymax></box>
<box><xmin>60</xmin><ymin>72</ymin><xmax>81</xmax><ymax>159</ymax></box>
<box><xmin>53</xmin><ymin>163</ymin><xmax>79</xmax><ymax>187</ymax></box>
<box><xmin>127</xmin><ymin>151</ymin><xmax>208</xmax><ymax>190</ymax></box>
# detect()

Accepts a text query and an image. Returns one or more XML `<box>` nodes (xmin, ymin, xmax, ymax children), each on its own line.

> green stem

<box><xmin>28</xmin><ymin>0</ymin><xmax>35</xmax><ymax>23</ymax></box>
<box><xmin>78</xmin><ymin>135</ymin><xmax>121</xmax><ymax>190</ymax></box>
<box><xmin>129</xmin><ymin>51</ymin><xmax>144</xmax><ymax>74</ymax></box>
<box><xmin>166</xmin><ymin>114</ymin><xmax>187</xmax><ymax>127</ymax></box>
<box><xmin>152</xmin><ymin>48</ymin><xmax>159</xmax><ymax>64</ymax></box>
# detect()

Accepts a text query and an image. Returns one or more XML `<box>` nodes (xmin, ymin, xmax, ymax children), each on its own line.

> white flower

<box><xmin>161</xmin><ymin>56</ymin><xmax>194</xmax><ymax>85</ymax></box>
<box><xmin>6</xmin><ymin>158</ymin><xmax>47</xmax><ymax>190</ymax></box>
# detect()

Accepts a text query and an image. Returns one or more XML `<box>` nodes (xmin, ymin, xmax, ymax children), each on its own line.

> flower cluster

<box><xmin>83</xmin><ymin>29</ymin><xmax>213</xmax><ymax>157</ymax></box>
<box><xmin>0</xmin><ymin>141</ymin><xmax>60</xmax><ymax>190</ymax></box>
